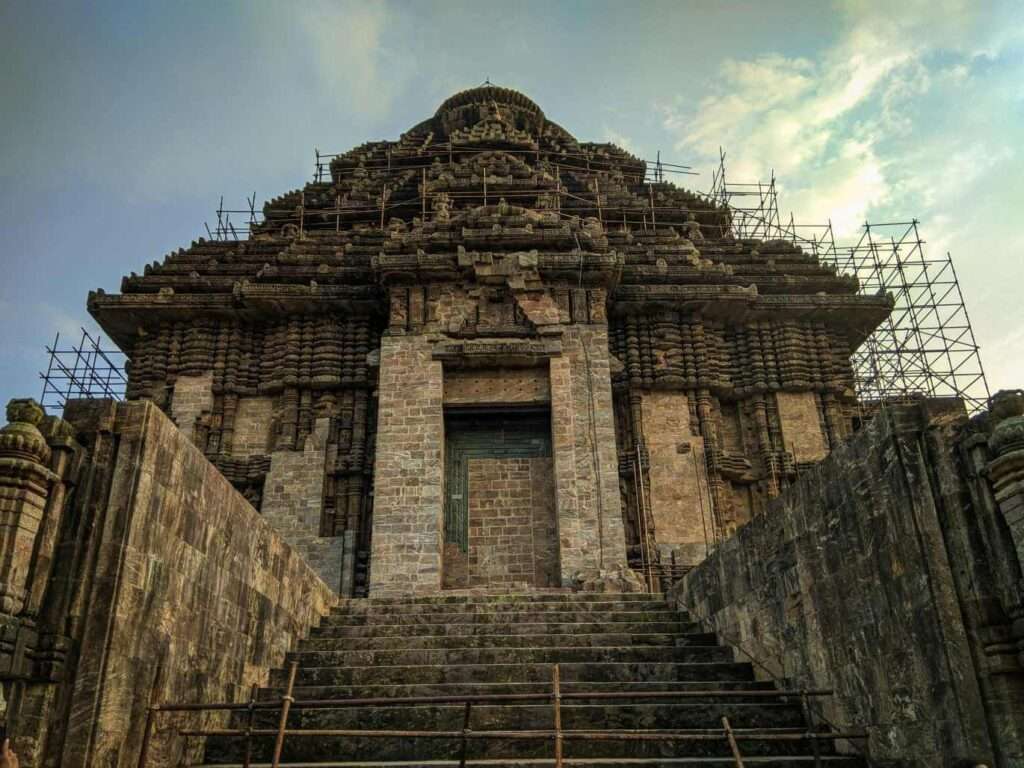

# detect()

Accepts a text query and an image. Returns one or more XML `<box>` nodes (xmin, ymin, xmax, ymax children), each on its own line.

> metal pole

<box><xmin>243</xmin><ymin>682</ymin><xmax>259</xmax><ymax>768</ymax></box>
<box><xmin>635</xmin><ymin>443</ymin><xmax>655</xmax><ymax>592</ymax></box>
<box><xmin>801</xmin><ymin>691</ymin><xmax>823</xmax><ymax>768</ymax></box>
<box><xmin>136</xmin><ymin>707</ymin><xmax>157</xmax><ymax>768</ymax></box>
<box><xmin>136</xmin><ymin>661</ymin><xmax>164</xmax><ymax>768</ymax></box>
<box><xmin>552</xmin><ymin>665</ymin><xmax>563</xmax><ymax>768</ymax></box>
<box><xmin>271</xmin><ymin>661</ymin><xmax>298</xmax><ymax>768</ymax></box>
<box><xmin>721</xmin><ymin>716</ymin><xmax>745</xmax><ymax>767</ymax></box>
<box><xmin>458</xmin><ymin>701</ymin><xmax>472</xmax><ymax>768</ymax></box>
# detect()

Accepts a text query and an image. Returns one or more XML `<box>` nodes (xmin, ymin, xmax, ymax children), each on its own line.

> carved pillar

<box><xmin>0</xmin><ymin>400</ymin><xmax>56</xmax><ymax>619</ymax></box>
<box><xmin>985</xmin><ymin>390</ymin><xmax>1024</xmax><ymax>670</ymax></box>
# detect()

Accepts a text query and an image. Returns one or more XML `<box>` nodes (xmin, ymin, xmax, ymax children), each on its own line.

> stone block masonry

<box><xmin>672</xmin><ymin>402</ymin><xmax>1024</xmax><ymax>767</ymax></box>
<box><xmin>262</xmin><ymin>417</ymin><xmax>344</xmax><ymax>590</ymax></box>
<box><xmin>369</xmin><ymin>335</ymin><xmax>445</xmax><ymax>595</ymax></box>
<box><xmin>14</xmin><ymin>400</ymin><xmax>338</xmax><ymax>768</ymax></box>
<box><xmin>444</xmin><ymin>456</ymin><xmax>558</xmax><ymax>589</ymax></box>
<box><xmin>775</xmin><ymin>390</ymin><xmax>829</xmax><ymax>462</ymax></box>
<box><xmin>640</xmin><ymin>390</ymin><xmax>710</xmax><ymax>563</ymax></box>
<box><xmin>168</xmin><ymin>371</ymin><xmax>212</xmax><ymax>444</ymax></box>
<box><xmin>550</xmin><ymin>326</ymin><xmax>627</xmax><ymax>583</ymax></box>
<box><xmin>231</xmin><ymin>395</ymin><xmax>274</xmax><ymax>457</ymax></box>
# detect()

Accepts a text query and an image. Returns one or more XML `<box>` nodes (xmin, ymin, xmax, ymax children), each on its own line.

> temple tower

<box><xmin>88</xmin><ymin>86</ymin><xmax>890</xmax><ymax>595</ymax></box>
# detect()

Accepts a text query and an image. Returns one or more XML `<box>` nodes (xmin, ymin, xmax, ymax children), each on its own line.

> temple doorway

<box><xmin>442</xmin><ymin>409</ymin><xmax>559</xmax><ymax>589</ymax></box>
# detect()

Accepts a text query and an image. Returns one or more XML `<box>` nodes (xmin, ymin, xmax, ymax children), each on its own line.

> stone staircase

<box><xmin>259</xmin><ymin>504</ymin><xmax>345</xmax><ymax>592</ymax></box>
<box><xmin>199</xmin><ymin>593</ymin><xmax>864</xmax><ymax>766</ymax></box>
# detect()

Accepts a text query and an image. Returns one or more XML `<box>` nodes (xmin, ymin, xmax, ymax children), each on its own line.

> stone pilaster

<box><xmin>550</xmin><ymin>326</ymin><xmax>631</xmax><ymax>587</ymax></box>
<box><xmin>0</xmin><ymin>400</ymin><xmax>56</xmax><ymax>619</ymax></box>
<box><xmin>985</xmin><ymin>389</ymin><xmax>1024</xmax><ymax>670</ymax></box>
<box><xmin>369</xmin><ymin>335</ymin><xmax>445</xmax><ymax>595</ymax></box>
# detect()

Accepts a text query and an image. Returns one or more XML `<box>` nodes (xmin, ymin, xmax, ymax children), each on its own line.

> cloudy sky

<box><xmin>2</xmin><ymin>0</ymin><xmax>1021</xmax><ymax>409</ymax></box>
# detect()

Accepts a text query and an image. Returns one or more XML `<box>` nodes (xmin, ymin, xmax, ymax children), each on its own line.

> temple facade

<box><xmin>1</xmin><ymin>86</ymin><xmax>1023</xmax><ymax>768</ymax></box>
<box><xmin>88</xmin><ymin>85</ymin><xmax>891</xmax><ymax>595</ymax></box>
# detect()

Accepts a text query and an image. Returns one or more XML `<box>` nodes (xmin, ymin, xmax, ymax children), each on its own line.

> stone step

<box><xmin>202</xmin><ymin>724</ymin><xmax>841</xmax><ymax>763</ymax></box>
<box><xmin>323</xmin><ymin>611</ymin><xmax>683</xmax><ymax>627</ymax></box>
<box><xmin>336</xmin><ymin>596</ymin><xmax>669</xmax><ymax>612</ymax></box>
<box><xmin>285</xmin><ymin>646</ymin><xmax>733</xmax><ymax>669</ymax></box>
<box><xmin>345</xmin><ymin>592</ymin><xmax>663</xmax><ymax>607</ymax></box>
<box><xmin>194</xmin><ymin>758</ymin><xmax>863</xmax><ymax>767</ymax></box>
<box><xmin>202</xmin><ymin>594</ymin><xmax>858</xmax><ymax>767</ymax></box>
<box><xmin>270</xmin><ymin>661</ymin><xmax>757</xmax><ymax>688</ymax></box>
<box><xmin>240</xmin><ymin>701</ymin><xmax>807</xmax><ymax>733</ymax></box>
<box><xmin>311</xmin><ymin>621</ymin><xmax>697</xmax><ymax>639</ymax></box>
<box><xmin>254</xmin><ymin>679</ymin><xmax>780</xmax><ymax>703</ymax></box>
<box><xmin>300</xmin><ymin>632</ymin><xmax>715</xmax><ymax>652</ymax></box>
<box><xmin>331</xmin><ymin>601</ymin><xmax>673</xmax><ymax>618</ymax></box>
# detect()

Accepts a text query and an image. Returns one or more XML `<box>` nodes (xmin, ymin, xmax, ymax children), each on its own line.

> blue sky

<box><xmin>2</xmin><ymin>0</ymin><xmax>1022</xmax><ymax>408</ymax></box>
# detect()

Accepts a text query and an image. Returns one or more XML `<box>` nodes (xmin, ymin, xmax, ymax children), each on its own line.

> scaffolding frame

<box><xmin>192</xmin><ymin>139</ymin><xmax>989</xmax><ymax>415</ymax></box>
<box><xmin>707</xmin><ymin>150</ymin><xmax>990</xmax><ymax>414</ymax></box>
<box><xmin>39</xmin><ymin>328</ymin><xmax>128</xmax><ymax>410</ymax></box>
<box><xmin>206</xmin><ymin>192</ymin><xmax>259</xmax><ymax>241</ymax></box>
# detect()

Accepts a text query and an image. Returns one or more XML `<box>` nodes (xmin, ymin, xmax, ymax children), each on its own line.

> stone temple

<box><xmin>0</xmin><ymin>86</ymin><xmax>1022</xmax><ymax>767</ymax></box>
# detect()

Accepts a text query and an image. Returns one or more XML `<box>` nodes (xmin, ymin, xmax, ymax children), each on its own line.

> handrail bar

<box><xmin>152</xmin><ymin>687</ymin><xmax>837</xmax><ymax>713</ymax></box>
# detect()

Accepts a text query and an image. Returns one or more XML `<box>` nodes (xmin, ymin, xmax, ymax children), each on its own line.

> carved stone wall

<box><xmin>0</xmin><ymin>399</ymin><xmax>337</xmax><ymax>768</ymax></box>
<box><xmin>672</xmin><ymin>400</ymin><xmax>1024</xmax><ymax>766</ymax></box>
<box><xmin>88</xmin><ymin>85</ymin><xmax>892</xmax><ymax>590</ymax></box>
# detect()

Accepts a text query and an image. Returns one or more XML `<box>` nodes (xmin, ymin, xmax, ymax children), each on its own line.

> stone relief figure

<box><xmin>432</xmin><ymin>191</ymin><xmax>452</xmax><ymax>222</ymax></box>
<box><xmin>685</xmin><ymin>211</ymin><xmax>703</xmax><ymax>241</ymax></box>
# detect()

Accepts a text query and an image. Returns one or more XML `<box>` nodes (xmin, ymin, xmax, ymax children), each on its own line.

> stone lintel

<box><xmin>432</xmin><ymin>338</ymin><xmax>562</xmax><ymax>367</ymax></box>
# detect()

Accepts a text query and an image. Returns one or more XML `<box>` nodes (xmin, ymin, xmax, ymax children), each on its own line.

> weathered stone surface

<box><xmin>453</xmin><ymin>456</ymin><xmax>557</xmax><ymax>588</ymax></box>
<box><xmin>443</xmin><ymin>367</ymin><xmax>550</xmax><ymax>406</ymax></box>
<box><xmin>202</xmin><ymin>592</ymin><xmax>862</xmax><ymax>766</ymax></box>
<box><xmin>49</xmin><ymin>401</ymin><xmax>336</xmax><ymax>768</ymax></box>
<box><xmin>550</xmin><ymin>326</ymin><xmax>628</xmax><ymax>584</ymax></box>
<box><xmin>640</xmin><ymin>390</ymin><xmax>710</xmax><ymax>560</ymax></box>
<box><xmin>672</xmin><ymin>403</ymin><xmax>1021</xmax><ymax>767</ymax></box>
<box><xmin>261</xmin><ymin>417</ymin><xmax>343</xmax><ymax>589</ymax></box>
<box><xmin>775</xmin><ymin>390</ymin><xmax>829</xmax><ymax>462</ymax></box>
<box><xmin>168</xmin><ymin>370</ymin><xmax>212</xmax><ymax>443</ymax></box>
<box><xmin>370</xmin><ymin>335</ymin><xmax>445</xmax><ymax>595</ymax></box>
<box><xmin>231</xmin><ymin>395</ymin><xmax>273</xmax><ymax>457</ymax></box>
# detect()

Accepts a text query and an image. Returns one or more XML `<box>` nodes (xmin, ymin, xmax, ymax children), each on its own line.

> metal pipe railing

<box><xmin>136</xmin><ymin>665</ymin><xmax>865</xmax><ymax>768</ymax></box>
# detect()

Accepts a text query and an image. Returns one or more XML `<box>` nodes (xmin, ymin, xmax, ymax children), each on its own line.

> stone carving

<box><xmin>87</xmin><ymin>85</ymin><xmax>890</xmax><ymax>592</ymax></box>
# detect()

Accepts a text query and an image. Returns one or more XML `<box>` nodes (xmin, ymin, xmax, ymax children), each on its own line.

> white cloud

<box><xmin>660</xmin><ymin>0</ymin><xmax>1024</xmax><ymax>395</ymax></box>
<box><xmin>603</xmin><ymin>128</ymin><xmax>638</xmax><ymax>155</ymax></box>
<box><xmin>297</xmin><ymin>1</ymin><xmax>410</xmax><ymax>120</ymax></box>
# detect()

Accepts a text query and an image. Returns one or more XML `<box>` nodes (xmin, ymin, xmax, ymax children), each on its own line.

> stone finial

<box><xmin>988</xmin><ymin>390</ymin><xmax>1024</xmax><ymax>458</ymax></box>
<box><xmin>7</xmin><ymin>399</ymin><xmax>43</xmax><ymax>428</ymax></box>
<box><xmin>0</xmin><ymin>399</ymin><xmax>59</xmax><ymax>617</ymax></box>
<box><xmin>0</xmin><ymin>399</ymin><xmax>50</xmax><ymax>465</ymax></box>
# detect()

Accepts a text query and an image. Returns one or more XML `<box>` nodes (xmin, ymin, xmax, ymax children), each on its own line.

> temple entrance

<box><xmin>442</xmin><ymin>409</ymin><xmax>559</xmax><ymax>589</ymax></box>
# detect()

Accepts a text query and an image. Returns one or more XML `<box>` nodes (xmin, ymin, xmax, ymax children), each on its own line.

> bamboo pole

<box><xmin>722</xmin><ymin>716</ymin><xmax>745</xmax><ymax>767</ymax></box>
<box><xmin>270</xmin><ymin>661</ymin><xmax>298</xmax><ymax>768</ymax></box>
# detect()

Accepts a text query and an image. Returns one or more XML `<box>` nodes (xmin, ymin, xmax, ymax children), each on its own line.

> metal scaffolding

<box><xmin>708</xmin><ymin>151</ymin><xmax>990</xmax><ymax>414</ymax></box>
<box><xmin>39</xmin><ymin>328</ymin><xmax>128</xmax><ymax>410</ymax></box>
<box><xmin>206</xmin><ymin>192</ymin><xmax>259</xmax><ymax>241</ymax></box>
<box><xmin>191</xmin><ymin>142</ymin><xmax>989</xmax><ymax>415</ymax></box>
